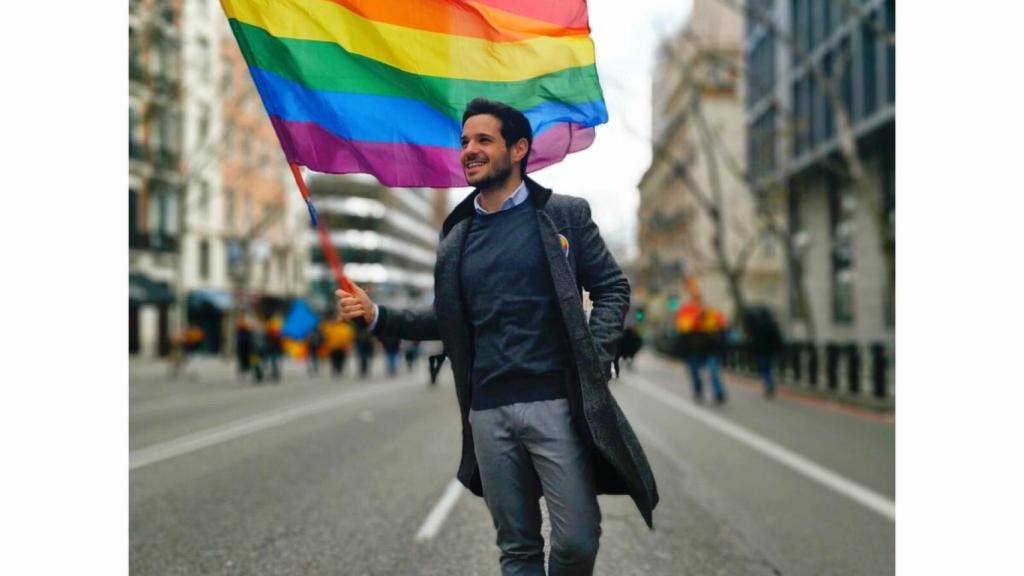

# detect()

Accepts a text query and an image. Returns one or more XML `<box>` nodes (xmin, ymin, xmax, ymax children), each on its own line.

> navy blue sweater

<box><xmin>461</xmin><ymin>200</ymin><xmax>570</xmax><ymax>410</ymax></box>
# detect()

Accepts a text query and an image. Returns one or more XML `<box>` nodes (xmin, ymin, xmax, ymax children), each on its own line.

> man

<box><xmin>741</xmin><ymin>305</ymin><xmax>784</xmax><ymax>397</ymax></box>
<box><xmin>676</xmin><ymin>292</ymin><xmax>728</xmax><ymax>403</ymax></box>
<box><xmin>337</xmin><ymin>98</ymin><xmax>658</xmax><ymax>575</ymax></box>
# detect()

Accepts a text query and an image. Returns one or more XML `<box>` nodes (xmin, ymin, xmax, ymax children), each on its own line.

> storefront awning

<box><xmin>129</xmin><ymin>274</ymin><xmax>174</xmax><ymax>305</ymax></box>
<box><xmin>187</xmin><ymin>289</ymin><xmax>233</xmax><ymax>311</ymax></box>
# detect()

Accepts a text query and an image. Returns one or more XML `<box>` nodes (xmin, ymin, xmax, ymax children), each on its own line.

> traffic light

<box><xmin>635</xmin><ymin>307</ymin><xmax>645</xmax><ymax>323</ymax></box>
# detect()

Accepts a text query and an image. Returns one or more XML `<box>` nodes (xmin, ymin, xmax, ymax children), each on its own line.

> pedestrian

<box><xmin>741</xmin><ymin>305</ymin><xmax>784</xmax><ymax>397</ymax></box>
<box><xmin>306</xmin><ymin>323</ymin><xmax>324</xmax><ymax>377</ymax></box>
<box><xmin>355</xmin><ymin>325</ymin><xmax>376</xmax><ymax>378</ymax></box>
<box><xmin>250</xmin><ymin>320</ymin><xmax>266</xmax><ymax>384</ymax></box>
<box><xmin>322</xmin><ymin>318</ymin><xmax>355</xmax><ymax>379</ymax></box>
<box><xmin>235</xmin><ymin>317</ymin><xmax>253</xmax><ymax>379</ymax></box>
<box><xmin>617</xmin><ymin>326</ymin><xmax>643</xmax><ymax>371</ymax></box>
<box><xmin>380</xmin><ymin>336</ymin><xmax>401</xmax><ymax>377</ymax></box>
<box><xmin>337</xmin><ymin>98</ymin><xmax>658</xmax><ymax>576</ymax></box>
<box><xmin>675</xmin><ymin>292</ymin><xmax>728</xmax><ymax>403</ymax></box>
<box><xmin>265</xmin><ymin>315</ymin><xmax>284</xmax><ymax>383</ymax></box>
<box><xmin>403</xmin><ymin>340</ymin><xmax>421</xmax><ymax>373</ymax></box>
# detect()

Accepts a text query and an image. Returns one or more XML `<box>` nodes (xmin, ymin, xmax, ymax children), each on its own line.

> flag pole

<box><xmin>288</xmin><ymin>163</ymin><xmax>355</xmax><ymax>295</ymax></box>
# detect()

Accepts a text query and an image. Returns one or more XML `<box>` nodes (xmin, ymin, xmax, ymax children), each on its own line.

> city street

<box><xmin>130</xmin><ymin>352</ymin><xmax>894</xmax><ymax>576</ymax></box>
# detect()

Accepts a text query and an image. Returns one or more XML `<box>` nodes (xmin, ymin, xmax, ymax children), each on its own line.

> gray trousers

<box><xmin>469</xmin><ymin>399</ymin><xmax>602</xmax><ymax>576</ymax></box>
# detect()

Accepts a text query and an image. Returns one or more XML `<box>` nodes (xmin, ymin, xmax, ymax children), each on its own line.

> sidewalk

<box><xmin>640</xmin><ymin>350</ymin><xmax>895</xmax><ymax>424</ymax></box>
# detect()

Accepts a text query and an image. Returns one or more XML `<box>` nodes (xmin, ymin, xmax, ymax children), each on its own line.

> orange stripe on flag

<box><xmin>327</xmin><ymin>0</ymin><xmax>588</xmax><ymax>42</ymax></box>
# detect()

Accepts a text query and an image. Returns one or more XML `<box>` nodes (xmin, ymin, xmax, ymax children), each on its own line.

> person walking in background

<box><xmin>741</xmin><ymin>305</ymin><xmax>784</xmax><ymax>397</ymax></box>
<box><xmin>336</xmin><ymin>99</ymin><xmax>658</xmax><ymax>576</ymax></box>
<box><xmin>250</xmin><ymin>320</ymin><xmax>266</xmax><ymax>384</ymax></box>
<box><xmin>403</xmin><ymin>340</ymin><xmax>421</xmax><ymax>373</ymax></box>
<box><xmin>264</xmin><ymin>315</ymin><xmax>284</xmax><ymax>383</ymax></box>
<box><xmin>355</xmin><ymin>325</ymin><xmax>376</xmax><ymax>379</ymax></box>
<box><xmin>676</xmin><ymin>292</ymin><xmax>728</xmax><ymax>404</ymax></box>
<box><xmin>235</xmin><ymin>317</ymin><xmax>254</xmax><ymax>380</ymax></box>
<box><xmin>322</xmin><ymin>318</ymin><xmax>355</xmax><ymax>379</ymax></box>
<box><xmin>305</xmin><ymin>323</ymin><xmax>324</xmax><ymax>377</ymax></box>
<box><xmin>380</xmin><ymin>337</ymin><xmax>401</xmax><ymax>377</ymax></box>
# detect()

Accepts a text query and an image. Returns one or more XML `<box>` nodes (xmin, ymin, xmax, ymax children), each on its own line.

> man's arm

<box><xmin>336</xmin><ymin>282</ymin><xmax>440</xmax><ymax>341</ymax></box>
<box><xmin>574</xmin><ymin>199</ymin><xmax>630</xmax><ymax>375</ymax></box>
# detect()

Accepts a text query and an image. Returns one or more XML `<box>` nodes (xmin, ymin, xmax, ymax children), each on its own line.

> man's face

<box><xmin>460</xmin><ymin>114</ymin><xmax>514</xmax><ymax>188</ymax></box>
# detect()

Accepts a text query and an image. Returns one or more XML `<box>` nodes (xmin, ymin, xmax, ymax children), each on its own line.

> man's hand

<box><xmin>336</xmin><ymin>281</ymin><xmax>377</xmax><ymax>325</ymax></box>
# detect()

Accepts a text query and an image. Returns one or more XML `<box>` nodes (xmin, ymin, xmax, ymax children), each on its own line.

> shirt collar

<box><xmin>473</xmin><ymin>180</ymin><xmax>529</xmax><ymax>215</ymax></box>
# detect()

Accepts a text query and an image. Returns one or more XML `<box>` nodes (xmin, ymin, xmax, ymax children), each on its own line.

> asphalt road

<box><xmin>130</xmin><ymin>352</ymin><xmax>894</xmax><ymax>575</ymax></box>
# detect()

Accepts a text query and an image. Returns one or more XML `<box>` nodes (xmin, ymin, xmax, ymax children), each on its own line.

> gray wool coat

<box><xmin>372</xmin><ymin>176</ymin><xmax>659</xmax><ymax>529</ymax></box>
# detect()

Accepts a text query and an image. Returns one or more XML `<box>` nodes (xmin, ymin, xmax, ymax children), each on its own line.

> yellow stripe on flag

<box><xmin>221</xmin><ymin>0</ymin><xmax>596</xmax><ymax>82</ymax></box>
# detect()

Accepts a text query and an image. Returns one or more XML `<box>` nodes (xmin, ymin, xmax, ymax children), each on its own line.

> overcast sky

<box><xmin>452</xmin><ymin>1</ymin><xmax>694</xmax><ymax>264</ymax></box>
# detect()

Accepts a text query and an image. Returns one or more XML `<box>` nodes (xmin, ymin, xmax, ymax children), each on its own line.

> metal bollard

<box><xmin>792</xmin><ymin>343</ymin><xmax>803</xmax><ymax>383</ymax></box>
<box><xmin>846</xmin><ymin>343</ymin><xmax>861</xmax><ymax>395</ymax></box>
<box><xmin>825</xmin><ymin>343</ymin><xmax>839</xmax><ymax>391</ymax></box>
<box><xmin>808</xmin><ymin>343</ymin><xmax>819</xmax><ymax>388</ymax></box>
<box><xmin>870</xmin><ymin>343</ymin><xmax>887</xmax><ymax>398</ymax></box>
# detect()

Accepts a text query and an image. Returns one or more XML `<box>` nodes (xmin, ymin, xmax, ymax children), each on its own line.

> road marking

<box><xmin>626</xmin><ymin>374</ymin><xmax>896</xmax><ymax>521</ymax></box>
<box><xmin>415</xmin><ymin>479</ymin><xmax>464</xmax><ymax>541</ymax></box>
<box><xmin>130</xmin><ymin>379</ymin><xmax>421</xmax><ymax>470</ymax></box>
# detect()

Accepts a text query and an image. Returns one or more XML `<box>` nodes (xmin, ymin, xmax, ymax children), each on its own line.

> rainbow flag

<box><xmin>220</xmin><ymin>0</ymin><xmax>607</xmax><ymax>187</ymax></box>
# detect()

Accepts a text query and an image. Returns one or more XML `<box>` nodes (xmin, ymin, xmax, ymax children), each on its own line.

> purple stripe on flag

<box><xmin>271</xmin><ymin>117</ymin><xmax>597</xmax><ymax>188</ymax></box>
<box><xmin>526</xmin><ymin>122</ymin><xmax>596</xmax><ymax>173</ymax></box>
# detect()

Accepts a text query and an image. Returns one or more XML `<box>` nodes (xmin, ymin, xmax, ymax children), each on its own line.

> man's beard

<box><xmin>467</xmin><ymin>155</ymin><xmax>514</xmax><ymax>190</ymax></box>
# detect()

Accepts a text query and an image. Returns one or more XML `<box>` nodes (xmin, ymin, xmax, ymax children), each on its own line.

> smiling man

<box><xmin>336</xmin><ymin>98</ymin><xmax>658</xmax><ymax>576</ymax></box>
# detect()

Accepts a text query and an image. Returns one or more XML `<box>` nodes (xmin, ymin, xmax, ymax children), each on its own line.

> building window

<box><xmin>809</xmin><ymin>73</ymin><xmax>822</xmax><ymax>147</ymax></box>
<box><xmin>829</xmin><ymin>181</ymin><xmax>855</xmax><ymax>325</ymax></box>
<box><xmin>147</xmin><ymin>185</ymin><xmax>179</xmax><ymax>250</ymax></box>
<box><xmin>199</xmin><ymin>240</ymin><xmax>210</xmax><ymax>280</ymax></box>
<box><xmin>198</xmin><ymin>104</ymin><xmax>210</xmax><ymax>145</ymax></box>
<box><xmin>198</xmin><ymin>181</ymin><xmax>210</xmax><ymax>220</ymax></box>
<box><xmin>885</xmin><ymin>0</ymin><xmax>895</xmax><ymax>105</ymax></box>
<box><xmin>130</xmin><ymin>188</ymin><xmax>140</xmax><ymax>243</ymax></box>
<box><xmin>196</xmin><ymin>36</ymin><xmax>211</xmax><ymax>84</ymax></box>
<box><xmin>221</xmin><ymin>64</ymin><xmax>233</xmax><ymax>95</ymax></box>
<box><xmin>224</xmin><ymin>188</ymin><xmax>235</xmax><ymax>228</ymax></box>
<box><xmin>883</xmin><ymin>156</ymin><xmax>895</xmax><ymax>327</ymax></box>
<box><xmin>860</xmin><ymin>15</ymin><xmax>878</xmax><ymax>119</ymax></box>
<box><xmin>223</xmin><ymin>122</ymin><xmax>234</xmax><ymax>159</ymax></box>
<box><xmin>792</xmin><ymin>0</ymin><xmax>808</xmax><ymax>64</ymax></box>
<box><xmin>792</xmin><ymin>78</ymin><xmax>810</xmax><ymax>156</ymax></box>
<box><xmin>242</xmin><ymin>132</ymin><xmax>252</xmax><ymax>167</ymax></box>
<box><xmin>129</xmin><ymin>108</ymin><xmax>143</xmax><ymax>159</ymax></box>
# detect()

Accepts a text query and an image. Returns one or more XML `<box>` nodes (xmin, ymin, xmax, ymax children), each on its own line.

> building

<box><xmin>129</xmin><ymin>0</ymin><xmax>309</xmax><ymax>357</ymax></box>
<box><xmin>129</xmin><ymin>0</ymin><xmax>184</xmax><ymax>357</ymax></box>
<box><xmin>305</xmin><ymin>176</ymin><xmax>446</xmax><ymax>316</ymax></box>
<box><xmin>636</xmin><ymin>0</ymin><xmax>783</xmax><ymax>329</ymax></box>
<box><xmin>212</xmin><ymin>17</ymin><xmax>309</xmax><ymax>352</ymax></box>
<box><xmin>744</xmin><ymin>0</ymin><xmax>894</xmax><ymax>346</ymax></box>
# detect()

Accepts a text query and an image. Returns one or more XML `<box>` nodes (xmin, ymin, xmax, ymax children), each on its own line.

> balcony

<box><xmin>130</xmin><ymin>140</ymin><xmax>146</xmax><ymax>161</ymax></box>
<box><xmin>147</xmin><ymin>229</ymin><xmax>179</xmax><ymax>252</ymax></box>
<box><xmin>152</xmin><ymin>72</ymin><xmax>179</xmax><ymax>96</ymax></box>
<box><xmin>154</xmin><ymin>148</ymin><xmax>179</xmax><ymax>171</ymax></box>
<box><xmin>129</xmin><ymin>59</ymin><xmax>147</xmax><ymax>84</ymax></box>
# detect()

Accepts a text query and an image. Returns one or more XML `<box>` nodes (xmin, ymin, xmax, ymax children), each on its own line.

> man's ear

<box><xmin>511</xmin><ymin>138</ymin><xmax>529</xmax><ymax>164</ymax></box>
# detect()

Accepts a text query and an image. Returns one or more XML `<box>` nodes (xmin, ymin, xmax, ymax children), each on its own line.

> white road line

<box><xmin>415</xmin><ymin>479</ymin><xmax>465</xmax><ymax>542</ymax></box>
<box><xmin>130</xmin><ymin>379</ymin><xmax>420</xmax><ymax>470</ymax></box>
<box><xmin>626</xmin><ymin>374</ymin><xmax>896</xmax><ymax>521</ymax></box>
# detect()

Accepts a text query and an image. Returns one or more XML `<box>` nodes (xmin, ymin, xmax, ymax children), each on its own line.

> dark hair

<box><xmin>462</xmin><ymin>97</ymin><xmax>533</xmax><ymax>176</ymax></box>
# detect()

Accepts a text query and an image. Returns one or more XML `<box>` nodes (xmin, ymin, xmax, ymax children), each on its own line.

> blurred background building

<box><xmin>129</xmin><ymin>0</ymin><xmax>184</xmax><ymax>357</ymax></box>
<box><xmin>131</xmin><ymin>0</ymin><xmax>417</xmax><ymax>358</ymax></box>
<box><xmin>744</xmin><ymin>0</ymin><xmax>894</xmax><ymax>346</ymax></box>
<box><xmin>305</xmin><ymin>176</ymin><xmax>447</xmax><ymax>316</ymax></box>
<box><xmin>637</xmin><ymin>0</ymin><xmax>784</xmax><ymax>329</ymax></box>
